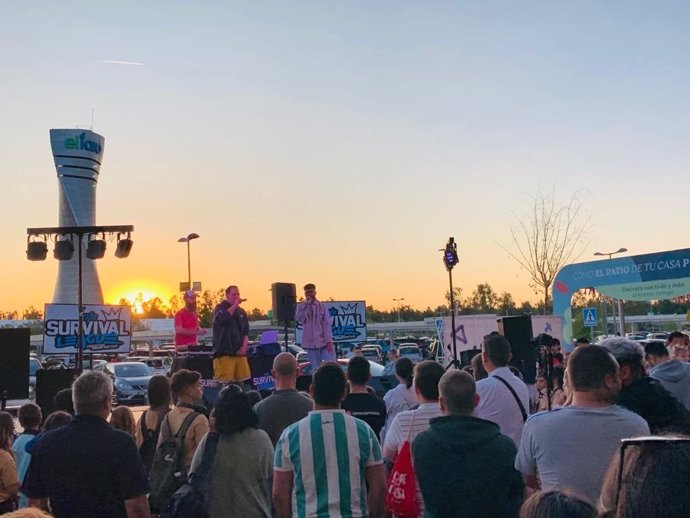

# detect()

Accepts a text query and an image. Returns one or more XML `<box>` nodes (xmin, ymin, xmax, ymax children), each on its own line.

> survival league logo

<box><xmin>329</xmin><ymin>302</ymin><xmax>366</xmax><ymax>342</ymax></box>
<box><xmin>44</xmin><ymin>304</ymin><xmax>132</xmax><ymax>354</ymax></box>
<box><xmin>295</xmin><ymin>300</ymin><xmax>367</xmax><ymax>345</ymax></box>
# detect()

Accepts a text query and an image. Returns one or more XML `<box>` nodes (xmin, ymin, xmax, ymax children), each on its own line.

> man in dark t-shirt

<box><xmin>23</xmin><ymin>372</ymin><xmax>150</xmax><ymax>518</ymax></box>
<box><xmin>342</xmin><ymin>356</ymin><xmax>387</xmax><ymax>438</ymax></box>
<box><xmin>255</xmin><ymin>353</ymin><xmax>313</xmax><ymax>445</ymax></box>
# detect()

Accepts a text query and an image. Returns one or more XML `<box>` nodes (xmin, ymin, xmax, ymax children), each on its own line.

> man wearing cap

<box><xmin>174</xmin><ymin>290</ymin><xmax>206</xmax><ymax>349</ymax></box>
<box><xmin>295</xmin><ymin>283</ymin><xmax>334</xmax><ymax>371</ymax></box>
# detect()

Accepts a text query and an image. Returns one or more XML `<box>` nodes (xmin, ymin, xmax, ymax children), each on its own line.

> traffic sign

<box><xmin>583</xmin><ymin>308</ymin><xmax>598</xmax><ymax>327</ymax></box>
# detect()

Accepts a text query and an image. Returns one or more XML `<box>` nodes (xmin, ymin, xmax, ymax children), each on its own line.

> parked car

<box><xmin>104</xmin><ymin>362</ymin><xmax>154</xmax><ymax>405</ymax></box>
<box><xmin>287</xmin><ymin>344</ymin><xmax>305</xmax><ymax>357</ymax></box>
<box><xmin>296</xmin><ymin>351</ymin><xmax>309</xmax><ymax>364</ymax></box>
<box><xmin>298</xmin><ymin>358</ymin><xmax>385</xmax><ymax>378</ymax></box>
<box><xmin>647</xmin><ymin>332</ymin><xmax>669</xmax><ymax>341</ymax></box>
<box><xmin>361</xmin><ymin>345</ymin><xmax>383</xmax><ymax>364</ymax></box>
<box><xmin>297</xmin><ymin>359</ymin><xmax>392</xmax><ymax>397</ymax></box>
<box><xmin>81</xmin><ymin>359</ymin><xmax>108</xmax><ymax>372</ymax></box>
<box><xmin>126</xmin><ymin>356</ymin><xmax>172</xmax><ymax>376</ymax></box>
<box><xmin>399</xmin><ymin>345</ymin><xmax>423</xmax><ymax>364</ymax></box>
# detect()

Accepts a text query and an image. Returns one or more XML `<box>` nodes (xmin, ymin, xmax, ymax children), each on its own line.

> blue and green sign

<box><xmin>553</xmin><ymin>248</ymin><xmax>690</xmax><ymax>346</ymax></box>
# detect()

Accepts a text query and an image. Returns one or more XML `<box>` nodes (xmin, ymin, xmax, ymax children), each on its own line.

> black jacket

<box><xmin>211</xmin><ymin>301</ymin><xmax>249</xmax><ymax>358</ymax></box>
<box><xmin>617</xmin><ymin>377</ymin><xmax>690</xmax><ymax>434</ymax></box>
<box><xmin>412</xmin><ymin>415</ymin><xmax>523</xmax><ymax>518</ymax></box>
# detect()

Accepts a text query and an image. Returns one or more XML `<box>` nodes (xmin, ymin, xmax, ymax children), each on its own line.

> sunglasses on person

<box><xmin>615</xmin><ymin>436</ymin><xmax>690</xmax><ymax>508</ymax></box>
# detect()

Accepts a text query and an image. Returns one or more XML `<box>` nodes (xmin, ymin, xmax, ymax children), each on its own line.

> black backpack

<box><xmin>139</xmin><ymin>409</ymin><xmax>168</xmax><ymax>475</ymax></box>
<box><xmin>162</xmin><ymin>432</ymin><xmax>220</xmax><ymax>518</ymax></box>
<box><xmin>148</xmin><ymin>411</ymin><xmax>200</xmax><ymax>512</ymax></box>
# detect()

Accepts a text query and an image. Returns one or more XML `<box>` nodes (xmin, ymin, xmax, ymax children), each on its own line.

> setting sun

<box><xmin>106</xmin><ymin>280</ymin><xmax>176</xmax><ymax>315</ymax></box>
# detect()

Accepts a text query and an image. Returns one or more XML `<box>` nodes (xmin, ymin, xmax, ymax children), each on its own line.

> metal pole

<box><xmin>448</xmin><ymin>269</ymin><xmax>458</xmax><ymax>367</ymax></box>
<box><xmin>618</xmin><ymin>299</ymin><xmax>625</xmax><ymax>336</ymax></box>
<box><xmin>602</xmin><ymin>298</ymin><xmax>608</xmax><ymax>337</ymax></box>
<box><xmin>77</xmin><ymin>234</ymin><xmax>84</xmax><ymax>374</ymax></box>
<box><xmin>187</xmin><ymin>240</ymin><xmax>192</xmax><ymax>289</ymax></box>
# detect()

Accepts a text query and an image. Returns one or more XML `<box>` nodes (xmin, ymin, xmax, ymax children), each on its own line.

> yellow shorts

<box><xmin>213</xmin><ymin>356</ymin><xmax>251</xmax><ymax>382</ymax></box>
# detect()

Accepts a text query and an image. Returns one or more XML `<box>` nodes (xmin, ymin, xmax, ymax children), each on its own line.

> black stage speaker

<box><xmin>498</xmin><ymin>316</ymin><xmax>537</xmax><ymax>384</ymax></box>
<box><xmin>460</xmin><ymin>348</ymin><xmax>482</xmax><ymax>367</ymax></box>
<box><xmin>272</xmin><ymin>282</ymin><xmax>296</xmax><ymax>322</ymax></box>
<box><xmin>36</xmin><ymin>369</ymin><xmax>77</xmax><ymax>417</ymax></box>
<box><xmin>296</xmin><ymin>374</ymin><xmax>312</xmax><ymax>393</ymax></box>
<box><xmin>0</xmin><ymin>328</ymin><xmax>30</xmax><ymax>400</ymax></box>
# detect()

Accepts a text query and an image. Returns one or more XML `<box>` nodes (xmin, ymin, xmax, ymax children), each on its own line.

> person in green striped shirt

<box><xmin>273</xmin><ymin>363</ymin><xmax>387</xmax><ymax>518</ymax></box>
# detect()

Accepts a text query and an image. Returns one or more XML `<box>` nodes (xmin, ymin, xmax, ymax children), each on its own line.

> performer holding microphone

<box><xmin>212</xmin><ymin>285</ymin><xmax>250</xmax><ymax>383</ymax></box>
<box><xmin>295</xmin><ymin>283</ymin><xmax>335</xmax><ymax>371</ymax></box>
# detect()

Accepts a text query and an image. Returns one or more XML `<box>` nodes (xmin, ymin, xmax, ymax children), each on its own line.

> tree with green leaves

<box><xmin>467</xmin><ymin>283</ymin><xmax>498</xmax><ymax>314</ymax></box>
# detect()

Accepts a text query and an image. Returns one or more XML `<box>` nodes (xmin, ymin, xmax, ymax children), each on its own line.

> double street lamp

<box><xmin>594</xmin><ymin>247</ymin><xmax>628</xmax><ymax>335</ymax></box>
<box><xmin>178</xmin><ymin>233</ymin><xmax>200</xmax><ymax>291</ymax></box>
<box><xmin>393</xmin><ymin>298</ymin><xmax>405</xmax><ymax>322</ymax></box>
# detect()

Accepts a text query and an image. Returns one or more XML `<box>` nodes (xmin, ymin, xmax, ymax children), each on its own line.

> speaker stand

<box><xmin>283</xmin><ymin>320</ymin><xmax>289</xmax><ymax>352</ymax></box>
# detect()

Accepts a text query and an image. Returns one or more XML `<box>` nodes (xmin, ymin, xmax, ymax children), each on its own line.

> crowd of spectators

<box><xmin>1</xmin><ymin>332</ymin><xmax>690</xmax><ymax>517</ymax></box>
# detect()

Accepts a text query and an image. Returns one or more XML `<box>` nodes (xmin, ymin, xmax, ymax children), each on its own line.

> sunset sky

<box><xmin>2</xmin><ymin>2</ymin><xmax>690</xmax><ymax>315</ymax></box>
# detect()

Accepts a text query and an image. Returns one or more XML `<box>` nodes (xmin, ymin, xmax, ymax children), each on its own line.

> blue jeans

<box><xmin>306</xmin><ymin>345</ymin><xmax>336</xmax><ymax>372</ymax></box>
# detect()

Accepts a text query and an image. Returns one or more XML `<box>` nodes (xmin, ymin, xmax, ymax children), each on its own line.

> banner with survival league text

<box><xmin>295</xmin><ymin>300</ymin><xmax>367</xmax><ymax>344</ymax></box>
<box><xmin>43</xmin><ymin>304</ymin><xmax>132</xmax><ymax>354</ymax></box>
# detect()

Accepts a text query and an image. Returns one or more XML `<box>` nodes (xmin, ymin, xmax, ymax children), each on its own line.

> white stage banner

<box><xmin>43</xmin><ymin>304</ymin><xmax>132</xmax><ymax>355</ymax></box>
<box><xmin>296</xmin><ymin>300</ymin><xmax>367</xmax><ymax>344</ymax></box>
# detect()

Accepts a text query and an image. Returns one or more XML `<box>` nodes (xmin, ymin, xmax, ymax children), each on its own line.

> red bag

<box><xmin>385</xmin><ymin>414</ymin><xmax>420</xmax><ymax>518</ymax></box>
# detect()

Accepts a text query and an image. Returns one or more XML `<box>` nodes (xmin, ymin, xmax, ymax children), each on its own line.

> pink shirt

<box><xmin>174</xmin><ymin>308</ymin><xmax>199</xmax><ymax>346</ymax></box>
<box><xmin>295</xmin><ymin>299</ymin><xmax>333</xmax><ymax>349</ymax></box>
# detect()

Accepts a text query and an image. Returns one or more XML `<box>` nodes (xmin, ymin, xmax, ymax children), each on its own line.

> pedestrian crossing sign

<box><xmin>583</xmin><ymin>308</ymin><xmax>598</xmax><ymax>327</ymax></box>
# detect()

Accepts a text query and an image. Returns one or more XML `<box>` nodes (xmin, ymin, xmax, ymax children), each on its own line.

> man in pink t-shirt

<box><xmin>174</xmin><ymin>290</ymin><xmax>206</xmax><ymax>348</ymax></box>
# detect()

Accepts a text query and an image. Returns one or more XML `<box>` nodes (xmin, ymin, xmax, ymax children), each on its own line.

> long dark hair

<box><xmin>214</xmin><ymin>384</ymin><xmax>258</xmax><ymax>435</ymax></box>
<box><xmin>0</xmin><ymin>411</ymin><xmax>15</xmax><ymax>454</ymax></box>
<box><xmin>396</xmin><ymin>357</ymin><xmax>415</xmax><ymax>389</ymax></box>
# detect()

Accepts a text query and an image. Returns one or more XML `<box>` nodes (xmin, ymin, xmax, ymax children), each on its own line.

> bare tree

<box><xmin>502</xmin><ymin>187</ymin><xmax>591</xmax><ymax>313</ymax></box>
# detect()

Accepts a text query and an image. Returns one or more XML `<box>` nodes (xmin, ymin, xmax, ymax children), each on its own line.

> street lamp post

<box><xmin>594</xmin><ymin>247</ymin><xmax>628</xmax><ymax>336</ymax></box>
<box><xmin>393</xmin><ymin>298</ymin><xmax>405</xmax><ymax>322</ymax></box>
<box><xmin>178</xmin><ymin>233</ymin><xmax>200</xmax><ymax>291</ymax></box>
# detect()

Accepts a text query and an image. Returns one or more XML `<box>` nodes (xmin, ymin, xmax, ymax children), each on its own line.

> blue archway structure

<box><xmin>553</xmin><ymin>248</ymin><xmax>690</xmax><ymax>346</ymax></box>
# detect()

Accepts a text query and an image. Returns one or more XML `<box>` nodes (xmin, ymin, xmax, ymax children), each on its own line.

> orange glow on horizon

<box><xmin>106</xmin><ymin>279</ymin><xmax>176</xmax><ymax>314</ymax></box>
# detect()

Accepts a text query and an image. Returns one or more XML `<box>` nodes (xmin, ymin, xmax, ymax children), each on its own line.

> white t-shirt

<box><xmin>515</xmin><ymin>405</ymin><xmax>650</xmax><ymax>505</ymax></box>
<box><xmin>381</xmin><ymin>383</ymin><xmax>417</xmax><ymax>442</ymax></box>
<box><xmin>383</xmin><ymin>403</ymin><xmax>443</xmax><ymax>518</ymax></box>
<box><xmin>475</xmin><ymin>367</ymin><xmax>530</xmax><ymax>445</ymax></box>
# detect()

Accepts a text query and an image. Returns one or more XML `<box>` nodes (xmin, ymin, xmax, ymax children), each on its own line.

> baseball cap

<box><xmin>183</xmin><ymin>290</ymin><xmax>197</xmax><ymax>299</ymax></box>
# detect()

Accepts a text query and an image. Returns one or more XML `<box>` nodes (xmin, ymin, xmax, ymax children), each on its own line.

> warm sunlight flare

<box><xmin>106</xmin><ymin>280</ymin><xmax>175</xmax><ymax>314</ymax></box>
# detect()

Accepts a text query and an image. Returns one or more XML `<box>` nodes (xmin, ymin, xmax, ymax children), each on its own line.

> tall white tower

<box><xmin>50</xmin><ymin>129</ymin><xmax>105</xmax><ymax>304</ymax></box>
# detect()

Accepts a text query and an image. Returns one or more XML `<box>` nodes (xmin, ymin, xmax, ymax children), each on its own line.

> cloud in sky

<box><xmin>100</xmin><ymin>60</ymin><xmax>145</xmax><ymax>66</ymax></box>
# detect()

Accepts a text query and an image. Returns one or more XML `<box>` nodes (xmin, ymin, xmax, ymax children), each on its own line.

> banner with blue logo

<box><xmin>43</xmin><ymin>304</ymin><xmax>132</xmax><ymax>354</ymax></box>
<box><xmin>295</xmin><ymin>300</ymin><xmax>367</xmax><ymax>344</ymax></box>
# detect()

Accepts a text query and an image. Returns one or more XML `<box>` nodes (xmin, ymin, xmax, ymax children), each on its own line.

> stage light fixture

<box><xmin>443</xmin><ymin>237</ymin><xmax>459</xmax><ymax>271</ymax></box>
<box><xmin>115</xmin><ymin>233</ymin><xmax>133</xmax><ymax>258</ymax></box>
<box><xmin>54</xmin><ymin>236</ymin><xmax>75</xmax><ymax>261</ymax></box>
<box><xmin>86</xmin><ymin>235</ymin><xmax>107</xmax><ymax>259</ymax></box>
<box><xmin>26</xmin><ymin>237</ymin><xmax>48</xmax><ymax>261</ymax></box>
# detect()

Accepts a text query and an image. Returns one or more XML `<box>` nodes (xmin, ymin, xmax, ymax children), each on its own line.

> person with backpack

<box><xmin>135</xmin><ymin>375</ymin><xmax>172</xmax><ymax>475</ymax></box>
<box><xmin>188</xmin><ymin>384</ymin><xmax>274</xmax><ymax>518</ymax></box>
<box><xmin>149</xmin><ymin>370</ymin><xmax>209</xmax><ymax>513</ymax></box>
